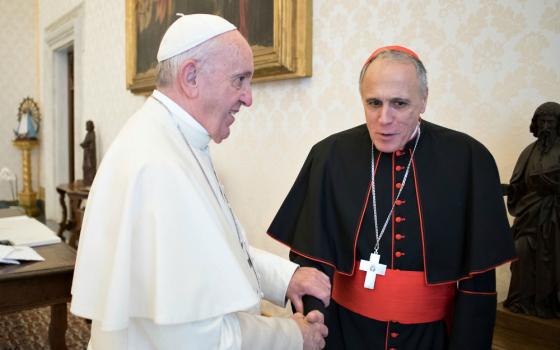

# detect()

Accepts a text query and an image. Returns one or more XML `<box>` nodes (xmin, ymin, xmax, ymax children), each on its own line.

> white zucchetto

<box><xmin>157</xmin><ymin>14</ymin><xmax>237</xmax><ymax>62</ymax></box>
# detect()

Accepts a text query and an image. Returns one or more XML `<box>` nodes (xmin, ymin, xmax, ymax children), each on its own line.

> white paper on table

<box><xmin>4</xmin><ymin>246</ymin><xmax>44</xmax><ymax>261</ymax></box>
<box><xmin>0</xmin><ymin>215</ymin><xmax>61</xmax><ymax>247</ymax></box>
<box><xmin>0</xmin><ymin>258</ymin><xmax>20</xmax><ymax>264</ymax></box>
<box><xmin>0</xmin><ymin>244</ymin><xmax>44</xmax><ymax>264</ymax></box>
<box><xmin>0</xmin><ymin>244</ymin><xmax>15</xmax><ymax>259</ymax></box>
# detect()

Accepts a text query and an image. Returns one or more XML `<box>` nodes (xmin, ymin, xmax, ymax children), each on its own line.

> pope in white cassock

<box><xmin>70</xmin><ymin>14</ymin><xmax>330</xmax><ymax>350</ymax></box>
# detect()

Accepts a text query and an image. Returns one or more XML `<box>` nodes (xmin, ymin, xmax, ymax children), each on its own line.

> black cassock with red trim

<box><xmin>268</xmin><ymin>120</ymin><xmax>516</xmax><ymax>350</ymax></box>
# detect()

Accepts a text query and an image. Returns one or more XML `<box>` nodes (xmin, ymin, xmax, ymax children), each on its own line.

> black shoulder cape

<box><xmin>268</xmin><ymin>120</ymin><xmax>516</xmax><ymax>284</ymax></box>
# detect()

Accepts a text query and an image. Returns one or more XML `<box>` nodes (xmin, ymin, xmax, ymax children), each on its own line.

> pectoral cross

<box><xmin>359</xmin><ymin>253</ymin><xmax>386</xmax><ymax>289</ymax></box>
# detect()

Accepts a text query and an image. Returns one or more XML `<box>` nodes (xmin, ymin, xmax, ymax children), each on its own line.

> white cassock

<box><xmin>71</xmin><ymin>90</ymin><xmax>302</xmax><ymax>349</ymax></box>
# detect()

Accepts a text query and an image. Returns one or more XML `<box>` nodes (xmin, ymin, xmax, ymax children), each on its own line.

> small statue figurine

<box><xmin>504</xmin><ymin>101</ymin><xmax>560</xmax><ymax>318</ymax></box>
<box><xmin>13</xmin><ymin>97</ymin><xmax>40</xmax><ymax>140</ymax></box>
<box><xmin>80</xmin><ymin>120</ymin><xmax>97</xmax><ymax>187</ymax></box>
<box><xmin>14</xmin><ymin>111</ymin><xmax>38</xmax><ymax>139</ymax></box>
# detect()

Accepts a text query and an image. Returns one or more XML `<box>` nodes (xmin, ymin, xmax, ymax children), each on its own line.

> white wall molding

<box><xmin>42</xmin><ymin>3</ymin><xmax>83</xmax><ymax>221</ymax></box>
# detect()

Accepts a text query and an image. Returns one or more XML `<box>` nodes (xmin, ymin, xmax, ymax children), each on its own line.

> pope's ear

<box><xmin>177</xmin><ymin>59</ymin><xmax>198</xmax><ymax>97</ymax></box>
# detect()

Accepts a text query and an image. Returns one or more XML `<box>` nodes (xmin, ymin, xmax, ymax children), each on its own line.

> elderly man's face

<box><xmin>197</xmin><ymin>31</ymin><xmax>253</xmax><ymax>143</ymax></box>
<box><xmin>360</xmin><ymin>59</ymin><xmax>427</xmax><ymax>153</ymax></box>
<box><xmin>537</xmin><ymin>114</ymin><xmax>559</xmax><ymax>153</ymax></box>
<box><xmin>538</xmin><ymin>115</ymin><xmax>558</xmax><ymax>137</ymax></box>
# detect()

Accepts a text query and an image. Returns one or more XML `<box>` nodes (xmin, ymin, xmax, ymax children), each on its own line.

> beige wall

<box><xmin>3</xmin><ymin>0</ymin><xmax>558</xmax><ymax>300</ymax></box>
<box><xmin>0</xmin><ymin>0</ymin><xmax>39</xmax><ymax>200</ymax></box>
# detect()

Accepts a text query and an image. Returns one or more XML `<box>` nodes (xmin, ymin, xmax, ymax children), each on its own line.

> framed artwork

<box><xmin>126</xmin><ymin>0</ymin><xmax>312</xmax><ymax>94</ymax></box>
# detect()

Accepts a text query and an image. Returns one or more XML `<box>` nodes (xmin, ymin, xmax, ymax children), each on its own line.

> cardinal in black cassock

<box><xmin>268</xmin><ymin>46</ymin><xmax>516</xmax><ymax>349</ymax></box>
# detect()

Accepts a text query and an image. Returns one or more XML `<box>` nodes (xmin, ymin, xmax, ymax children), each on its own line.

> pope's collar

<box><xmin>152</xmin><ymin>90</ymin><xmax>211</xmax><ymax>150</ymax></box>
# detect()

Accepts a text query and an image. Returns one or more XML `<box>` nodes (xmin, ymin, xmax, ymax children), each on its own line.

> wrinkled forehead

<box><xmin>360</xmin><ymin>51</ymin><xmax>427</xmax><ymax>98</ymax></box>
<box><xmin>227</xmin><ymin>35</ymin><xmax>254</xmax><ymax>73</ymax></box>
<box><xmin>203</xmin><ymin>31</ymin><xmax>253</xmax><ymax>72</ymax></box>
<box><xmin>362</xmin><ymin>59</ymin><xmax>421</xmax><ymax>91</ymax></box>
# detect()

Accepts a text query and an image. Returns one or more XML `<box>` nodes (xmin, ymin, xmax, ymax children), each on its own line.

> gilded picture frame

<box><xmin>126</xmin><ymin>0</ymin><xmax>312</xmax><ymax>95</ymax></box>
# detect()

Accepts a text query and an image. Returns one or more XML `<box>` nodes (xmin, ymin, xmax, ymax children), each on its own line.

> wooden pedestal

<box><xmin>12</xmin><ymin>139</ymin><xmax>39</xmax><ymax>216</ymax></box>
<box><xmin>493</xmin><ymin>303</ymin><xmax>560</xmax><ymax>350</ymax></box>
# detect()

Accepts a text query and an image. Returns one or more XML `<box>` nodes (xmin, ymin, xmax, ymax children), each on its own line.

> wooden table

<box><xmin>56</xmin><ymin>182</ymin><xmax>89</xmax><ymax>248</ymax></box>
<box><xmin>0</xmin><ymin>243</ymin><xmax>76</xmax><ymax>349</ymax></box>
<box><xmin>493</xmin><ymin>302</ymin><xmax>560</xmax><ymax>349</ymax></box>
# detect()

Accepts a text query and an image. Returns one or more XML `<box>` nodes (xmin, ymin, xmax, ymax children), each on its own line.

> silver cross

<box><xmin>359</xmin><ymin>253</ymin><xmax>387</xmax><ymax>289</ymax></box>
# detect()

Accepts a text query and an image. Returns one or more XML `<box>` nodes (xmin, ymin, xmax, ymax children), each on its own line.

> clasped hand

<box><xmin>292</xmin><ymin>310</ymin><xmax>328</xmax><ymax>350</ymax></box>
<box><xmin>286</xmin><ymin>267</ymin><xmax>331</xmax><ymax>313</ymax></box>
<box><xmin>287</xmin><ymin>267</ymin><xmax>331</xmax><ymax>350</ymax></box>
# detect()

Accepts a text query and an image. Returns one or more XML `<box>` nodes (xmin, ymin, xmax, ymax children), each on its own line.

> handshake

<box><xmin>287</xmin><ymin>267</ymin><xmax>332</xmax><ymax>350</ymax></box>
<box><xmin>292</xmin><ymin>310</ymin><xmax>329</xmax><ymax>350</ymax></box>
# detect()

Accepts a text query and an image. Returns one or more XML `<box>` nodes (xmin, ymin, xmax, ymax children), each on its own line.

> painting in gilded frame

<box><xmin>126</xmin><ymin>0</ymin><xmax>312</xmax><ymax>94</ymax></box>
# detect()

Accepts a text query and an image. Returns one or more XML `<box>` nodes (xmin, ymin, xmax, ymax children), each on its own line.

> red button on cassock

<box><xmin>395</xmin><ymin>251</ymin><xmax>405</xmax><ymax>258</ymax></box>
<box><xmin>396</xmin><ymin>150</ymin><xmax>405</xmax><ymax>156</ymax></box>
<box><xmin>391</xmin><ymin>332</ymin><xmax>399</xmax><ymax>338</ymax></box>
<box><xmin>395</xmin><ymin>182</ymin><xmax>402</xmax><ymax>189</ymax></box>
<box><xmin>395</xmin><ymin>217</ymin><xmax>405</xmax><ymax>223</ymax></box>
<box><xmin>395</xmin><ymin>233</ymin><xmax>405</xmax><ymax>240</ymax></box>
<box><xmin>395</xmin><ymin>165</ymin><xmax>403</xmax><ymax>171</ymax></box>
<box><xmin>395</xmin><ymin>199</ymin><xmax>405</xmax><ymax>206</ymax></box>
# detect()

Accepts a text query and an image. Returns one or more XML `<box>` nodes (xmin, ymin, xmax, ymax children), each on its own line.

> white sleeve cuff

<box><xmin>237</xmin><ymin>312</ymin><xmax>302</xmax><ymax>350</ymax></box>
<box><xmin>249</xmin><ymin>246</ymin><xmax>299</xmax><ymax>306</ymax></box>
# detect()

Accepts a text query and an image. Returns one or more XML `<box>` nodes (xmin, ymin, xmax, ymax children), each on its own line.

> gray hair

<box><xmin>359</xmin><ymin>50</ymin><xmax>428</xmax><ymax>97</ymax></box>
<box><xmin>156</xmin><ymin>35</ymin><xmax>225</xmax><ymax>87</ymax></box>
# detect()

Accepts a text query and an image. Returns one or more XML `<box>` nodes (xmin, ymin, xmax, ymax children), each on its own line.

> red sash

<box><xmin>332</xmin><ymin>262</ymin><xmax>456</xmax><ymax>324</ymax></box>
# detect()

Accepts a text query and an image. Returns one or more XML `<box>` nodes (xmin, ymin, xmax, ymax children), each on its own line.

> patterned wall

<box><xmin>40</xmin><ymin>0</ymin><xmax>145</xmax><ymax>155</ymax></box>
<box><xmin>211</xmin><ymin>0</ymin><xmax>560</xmax><ymax>300</ymax></box>
<box><xmin>0</xmin><ymin>0</ymin><xmax>38</xmax><ymax>200</ymax></box>
<box><xmin>32</xmin><ymin>0</ymin><xmax>560</xmax><ymax>300</ymax></box>
<box><xmin>37</xmin><ymin>0</ymin><xmax>145</xmax><ymax>218</ymax></box>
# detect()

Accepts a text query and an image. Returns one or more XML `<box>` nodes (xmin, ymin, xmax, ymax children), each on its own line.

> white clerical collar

<box><xmin>152</xmin><ymin>90</ymin><xmax>210</xmax><ymax>150</ymax></box>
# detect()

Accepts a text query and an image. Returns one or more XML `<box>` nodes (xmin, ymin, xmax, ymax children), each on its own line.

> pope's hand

<box><xmin>287</xmin><ymin>267</ymin><xmax>331</xmax><ymax>313</ymax></box>
<box><xmin>292</xmin><ymin>311</ymin><xmax>328</xmax><ymax>350</ymax></box>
